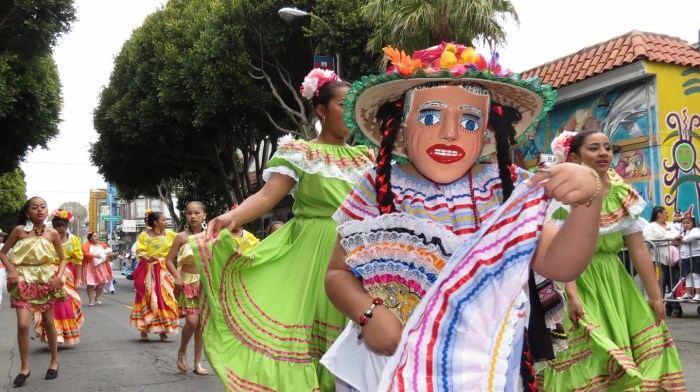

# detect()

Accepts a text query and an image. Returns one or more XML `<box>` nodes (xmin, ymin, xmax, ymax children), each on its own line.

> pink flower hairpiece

<box><xmin>52</xmin><ymin>209</ymin><xmax>74</xmax><ymax>223</ymax></box>
<box><xmin>300</xmin><ymin>68</ymin><xmax>340</xmax><ymax>100</ymax></box>
<box><xmin>550</xmin><ymin>130</ymin><xmax>578</xmax><ymax>163</ymax></box>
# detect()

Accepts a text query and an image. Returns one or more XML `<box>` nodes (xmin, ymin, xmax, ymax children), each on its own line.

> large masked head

<box><xmin>345</xmin><ymin>42</ymin><xmax>556</xmax><ymax>185</ymax></box>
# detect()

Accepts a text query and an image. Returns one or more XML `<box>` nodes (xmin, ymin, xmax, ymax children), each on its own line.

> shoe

<box><xmin>692</xmin><ymin>294</ymin><xmax>700</xmax><ymax>301</ymax></box>
<box><xmin>88</xmin><ymin>303</ymin><xmax>94</xmax><ymax>306</ymax></box>
<box><xmin>159</xmin><ymin>333</ymin><xmax>170</xmax><ymax>342</ymax></box>
<box><xmin>140</xmin><ymin>332</ymin><xmax>149</xmax><ymax>341</ymax></box>
<box><xmin>177</xmin><ymin>356</ymin><xmax>188</xmax><ymax>373</ymax></box>
<box><xmin>681</xmin><ymin>293</ymin><xmax>692</xmax><ymax>300</ymax></box>
<box><xmin>45</xmin><ymin>365</ymin><xmax>59</xmax><ymax>380</ymax></box>
<box><xmin>13</xmin><ymin>371</ymin><xmax>30</xmax><ymax>386</ymax></box>
<box><xmin>96</xmin><ymin>300</ymin><xmax>102</xmax><ymax>305</ymax></box>
<box><xmin>110</xmin><ymin>290</ymin><xmax>115</xmax><ymax>294</ymax></box>
<box><xmin>193</xmin><ymin>363</ymin><xmax>209</xmax><ymax>376</ymax></box>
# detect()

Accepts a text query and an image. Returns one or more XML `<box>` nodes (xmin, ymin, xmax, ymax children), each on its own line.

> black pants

<box><xmin>660</xmin><ymin>263</ymin><xmax>680</xmax><ymax>295</ymax></box>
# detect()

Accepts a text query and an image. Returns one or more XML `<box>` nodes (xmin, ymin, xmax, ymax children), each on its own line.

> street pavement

<box><xmin>1</xmin><ymin>272</ymin><xmax>699</xmax><ymax>391</ymax></box>
<box><xmin>0</xmin><ymin>273</ymin><xmax>223</xmax><ymax>391</ymax></box>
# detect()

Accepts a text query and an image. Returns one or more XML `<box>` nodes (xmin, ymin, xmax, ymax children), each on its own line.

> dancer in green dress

<box><xmin>190</xmin><ymin>69</ymin><xmax>375</xmax><ymax>391</ymax></box>
<box><xmin>540</xmin><ymin>130</ymin><xmax>686</xmax><ymax>391</ymax></box>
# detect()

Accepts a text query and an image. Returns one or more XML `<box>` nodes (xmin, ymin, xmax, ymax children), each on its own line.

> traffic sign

<box><xmin>101</xmin><ymin>215</ymin><xmax>121</xmax><ymax>221</ymax></box>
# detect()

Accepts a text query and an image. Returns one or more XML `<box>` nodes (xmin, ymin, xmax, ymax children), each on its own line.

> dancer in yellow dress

<box><xmin>130</xmin><ymin>209</ymin><xmax>179</xmax><ymax>342</ymax></box>
<box><xmin>0</xmin><ymin>196</ymin><xmax>66</xmax><ymax>386</ymax></box>
<box><xmin>164</xmin><ymin>201</ymin><xmax>209</xmax><ymax>375</ymax></box>
<box><xmin>34</xmin><ymin>209</ymin><xmax>84</xmax><ymax>345</ymax></box>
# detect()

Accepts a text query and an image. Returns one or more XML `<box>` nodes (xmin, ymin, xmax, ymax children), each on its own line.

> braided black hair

<box><xmin>488</xmin><ymin>102</ymin><xmax>521</xmax><ymax>201</ymax></box>
<box><xmin>374</xmin><ymin>99</ymin><xmax>404</xmax><ymax>215</ymax></box>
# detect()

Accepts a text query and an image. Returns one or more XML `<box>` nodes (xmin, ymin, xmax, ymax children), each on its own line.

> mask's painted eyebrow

<box><xmin>457</xmin><ymin>105</ymin><xmax>482</xmax><ymax>115</ymax></box>
<box><xmin>417</xmin><ymin>100</ymin><xmax>447</xmax><ymax>110</ymax></box>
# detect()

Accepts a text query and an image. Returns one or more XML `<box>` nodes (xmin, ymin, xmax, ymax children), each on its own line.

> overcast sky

<box><xmin>20</xmin><ymin>0</ymin><xmax>700</xmax><ymax>211</ymax></box>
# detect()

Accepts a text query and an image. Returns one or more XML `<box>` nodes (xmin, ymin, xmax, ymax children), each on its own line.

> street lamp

<box><xmin>277</xmin><ymin>7</ymin><xmax>340</xmax><ymax>77</ymax></box>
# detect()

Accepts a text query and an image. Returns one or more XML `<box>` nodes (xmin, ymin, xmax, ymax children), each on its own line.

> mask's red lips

<box><xmin>427</xmin><ymin>144</ymin><xmax>465</xmax><ymax>164</ymax></box>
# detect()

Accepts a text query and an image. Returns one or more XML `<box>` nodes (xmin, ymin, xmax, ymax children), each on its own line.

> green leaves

<box><xmin>0</xmin><ymin>0</ymin><xmax>76</xmax><ymax>175</ymax></box>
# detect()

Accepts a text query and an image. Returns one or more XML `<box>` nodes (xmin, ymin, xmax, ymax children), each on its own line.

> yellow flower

<box><xmin>439</xmin><ymin>50</ymin><xmax>458</xmax><ymax>69</ymax></box>
<box><xmin>460</xmin><ymin>47</ymin><xmax>480</xmax><ymax>64</ymax></box>
<box><xmin>444</xmin><ymin>44</ymin><xmax>457</xmax><ymax>54</ymax></box>
<box><xmin>60</xmin><ymin>210</ymin><xmax>69</xmax><ymax>219</ymax></box>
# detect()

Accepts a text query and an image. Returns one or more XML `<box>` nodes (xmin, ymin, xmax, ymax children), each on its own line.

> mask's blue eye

<box><xmin>417</xmin><ymin>109</ymin><xmax>442</xmax><ymax>126</ymax></box>
<box><xmin>460</xmin><ymin>114</ymin><xmax>481</xmax><ymax>132</ymax></box>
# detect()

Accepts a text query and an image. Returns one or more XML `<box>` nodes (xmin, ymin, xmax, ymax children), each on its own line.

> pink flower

<box><xmin>299</xmin><ymin>68</ymin><xmax>340</xmax><ymax>100</ymax></box>
<box><xmin>551</xmin><ymin>131</ymin><xmax>578</xmax><ymax>163</ymax></box>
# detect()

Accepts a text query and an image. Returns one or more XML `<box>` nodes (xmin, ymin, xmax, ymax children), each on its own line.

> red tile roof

<box><xmin>521</xmin><ymin>31</ymin><xmax>700</xmax><ymax>89</ymax></box>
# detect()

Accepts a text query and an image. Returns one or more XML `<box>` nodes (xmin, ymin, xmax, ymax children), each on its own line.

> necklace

<box><xmin>468</xmin><ymin>171</ymin><xmax>481</xmax><ymax>230</ymax></box>
<box><xmin>33</xmin><ymin>225</ymin><xmax>46</xmax><ymax>236</ymax></box>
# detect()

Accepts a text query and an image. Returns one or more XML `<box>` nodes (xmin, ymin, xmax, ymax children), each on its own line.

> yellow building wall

<box><xmin>644</xmin><ymin>61</ymin><xmax>700</xmax><ymax>218</ymax></box>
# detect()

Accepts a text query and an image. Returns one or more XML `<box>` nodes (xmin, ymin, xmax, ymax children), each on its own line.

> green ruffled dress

<box><xmin>539</xmin><ymin>177</ymin><xmax>685</xmax><ymax>391</ymax></box>
<box><xmin>190</xmin><ymin>140</ymin><xmax>374</xmax><ymax>391</ymax></box>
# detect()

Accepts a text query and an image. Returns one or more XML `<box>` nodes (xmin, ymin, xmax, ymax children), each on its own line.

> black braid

<box><xmin>489</xmin><ymin>103</ymin><xmax>522</xmax><ymax>201</ymax></box>
<box><xmin>374</xmin><ymin>99</ymin><xmax>404</xmax><ymax>215</ymax></box>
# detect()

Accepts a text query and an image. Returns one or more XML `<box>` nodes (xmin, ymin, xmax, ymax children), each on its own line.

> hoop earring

<box><xmin>201</xmin><ymin>221</ymin><xmax>208</xmax><ymax>230</ymax></box>
<box><xmin>24</xmin><ymin>220</ymin><xmax>33</xmax><ymax>232</ymax></box>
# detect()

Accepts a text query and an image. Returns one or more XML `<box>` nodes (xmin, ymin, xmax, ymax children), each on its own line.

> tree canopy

<box><xmin>362</xmin><ymin>0</ymin><xmax>518</xmax><ymax>54</ymax></box>
<box><xmin>0</xmin><ymin>168</ymin><xmax>27</xmax><ymax>231</ymax></box>
<box><xmin>0</xmin><ymin>0</ymin><xmax>76</xmax><ymax>174</ymax></box>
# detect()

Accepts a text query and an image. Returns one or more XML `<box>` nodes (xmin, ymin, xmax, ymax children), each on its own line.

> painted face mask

<box><xmin>403</xmin><ymin>84</ymin><xmax>489</xmax><ymax>184</ymax></box>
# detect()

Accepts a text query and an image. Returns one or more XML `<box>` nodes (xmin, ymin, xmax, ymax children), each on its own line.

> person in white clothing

<box><xmin>675</xmin><ymin>216</ymin><xmax>700</xmax><ymax>300</ymax></box>
<box><xmin>642</xmin><ymin>206</ymin><xmax>680</xmax><ymax>297</ymax></box>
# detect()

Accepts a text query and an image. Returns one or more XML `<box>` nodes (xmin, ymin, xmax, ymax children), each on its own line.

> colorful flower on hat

<box><xmin>384</xmin><ymin>42</ymin><xmax>507</xmax><ymax>78</ymax></box>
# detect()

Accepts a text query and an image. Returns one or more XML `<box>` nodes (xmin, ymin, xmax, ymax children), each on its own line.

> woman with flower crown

<box><xmin>319</xmin><ymin>43</ymin><xmax>606</xmax><ymax>391</ymax></box>
<box><xmin>34</xmin><ymin>209</ymin><xmax>84</xmax><ymax>345</ymax></box>
<box><xmin>192</xmin><ymin>69</ymin><xmax>375</xmax><ymax>391</ymax></box>
<box><xmin>82</xmin><ymin>231</ymin><xmax>113</xmax><ymax>306</ymax></box>
<box><xmin>130</xmin><ymin>209</ymin><xmax>179</xmax><ymax>342</ymax></box>
<box><xmin>539</xmin><ymin>130</ymin><xmax>685</xmax><ymax>391</ymax></box>
<box><xmin>0</xmin><ymin>196</ymin><xmax>66</xmax><ymax>386</ymax></box>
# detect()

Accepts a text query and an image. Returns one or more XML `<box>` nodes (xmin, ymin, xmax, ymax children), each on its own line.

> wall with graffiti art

<box><xmin>645</xmin><ymin>62</ymin><xmax>700</xmax><ymax>219</ymax></box>
<box><xmin>516</xmin><ymin>78</ymin><xmax>660</xmax><ymax>218</ymax></box>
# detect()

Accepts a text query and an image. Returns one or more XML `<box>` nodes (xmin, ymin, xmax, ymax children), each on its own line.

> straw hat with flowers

<box><xmin>345</xmin><ymin>42</ymin><xmax>557</xmax><ymax>162</ymax></box>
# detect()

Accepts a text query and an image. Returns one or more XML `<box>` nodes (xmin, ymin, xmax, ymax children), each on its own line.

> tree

<box><xmin>361</xmin><ymin>0</ymin><xmax>518</xmax><ymax>54</ymax></box>
<box><xmin>0</xmin><ymin>168</ymin><xmax>27</xmax><ymax>232</ymax></box>
<box><xmin>92</xmin><ymin>0</ymin><xmax>281</xmax><ymax>207</ymax></box>
<box><xmin>0</xmin><ymin>0</ymin><xmax>76</xmax><ymax>175</ymax></box>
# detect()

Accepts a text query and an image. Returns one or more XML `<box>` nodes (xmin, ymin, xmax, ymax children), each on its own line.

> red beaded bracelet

<box><xmin>357</xmin><ymin>297</ymin><xmax>383</xmax><ymax>340</ymax></box>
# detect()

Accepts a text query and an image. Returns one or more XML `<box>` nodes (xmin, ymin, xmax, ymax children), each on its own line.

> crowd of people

<box><xmin>0</xmin><ymin>44</ymin><xmax>691</xmax><ymax>391</ymax></box>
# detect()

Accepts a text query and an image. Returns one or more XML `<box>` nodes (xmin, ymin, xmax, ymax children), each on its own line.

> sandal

<box><xmin>177</xmin><ymin>356</ymin><xmax>188</xmax><ymax>373</ymax></box>
<box><xmin>159</xmin><ymin>333</ymin><xmax>170</xmax><ymax>342</ymax></box>
<box><xmin>193</xmin><ymin>363</ymin><xmax>209</xmax><ymax>376</ymax></box>
<box><xmin>140</xmin><ymin>332</ymin><xmax>149</xmax><ymax>341</ymax></box>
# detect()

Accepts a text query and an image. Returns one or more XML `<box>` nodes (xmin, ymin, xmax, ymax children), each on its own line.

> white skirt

<box><xmin>320</xmin><ymin>321</ymin><xmax>391</xmax><ymax>392</ymax></box>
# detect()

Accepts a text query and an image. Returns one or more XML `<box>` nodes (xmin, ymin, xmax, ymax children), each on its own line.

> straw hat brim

<box><xmin>344</xmin><ymin>69</ymin><xmax>557</xmax><ymax>160</ymax></box>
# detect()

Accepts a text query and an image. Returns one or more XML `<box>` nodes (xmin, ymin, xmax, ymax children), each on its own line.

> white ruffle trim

<box><xmin>482</xmin><ymin>291</ymin><xmax>528</xmax><ymax>391</ymax></box>
<box><xmin>262</xmin><ymin>166</ymin><xmax>299</xmax><ymax>195</ymax></box>
<box><xmin>338</xmin><ymin>213</ymin><xmax>463</xmax><ymax>256</ymax></box>
<box><xmin>270</xmin><ymin>148</ymin><xmax>372</xmax><ymax>185</ymax></box>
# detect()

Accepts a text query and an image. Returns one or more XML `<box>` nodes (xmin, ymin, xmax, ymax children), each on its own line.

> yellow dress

<box><xmin>9</xmin><ymin>236</ymin><xmax>66</xmax><ymax>312</ymax></box>
<box><xmin>129</xmin><ymin>230</ymin><xmax>179</xmax><ymax>333</ymax></box>
<box><xmin>176</xmin><ymin>241</ymin><xmax>202</xmax><ymax>316</ymax></box>
<box><xmin>231</xmin><ymin>230</ymin><xmax>260</xmax><ymax>254</ymax></box>
<box><xmin>34</xmin><ymin>234</ymin><xmax>84</xmax><ymax>344</ymax></box>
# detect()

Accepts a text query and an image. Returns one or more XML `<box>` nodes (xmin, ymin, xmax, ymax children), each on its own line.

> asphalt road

<box><xmin>1</xmin><ymin>273</ymin><xmax>698</xmax><ymax>391</ymax></box>
<box><xmin>0</xmin><ymin>273</ymin><xmax>223</xmax><ymax>392</ymax></box>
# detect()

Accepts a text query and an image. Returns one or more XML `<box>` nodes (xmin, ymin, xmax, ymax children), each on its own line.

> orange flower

<box><xmin>383</xmin><ymin>46</ymin><xmax>422</xmax><ymax>76</ymax></box>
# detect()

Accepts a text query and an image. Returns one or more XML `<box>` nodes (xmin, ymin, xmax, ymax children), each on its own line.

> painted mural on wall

<box><xmin>653</xmin><ymin>64</ymin><xmax>700</xmax><ymax>219</ymax></box>
<box><xmin>517</xmin><ymin>80</ymin><xmax>658</xmax><ymax>217</ymax></box>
